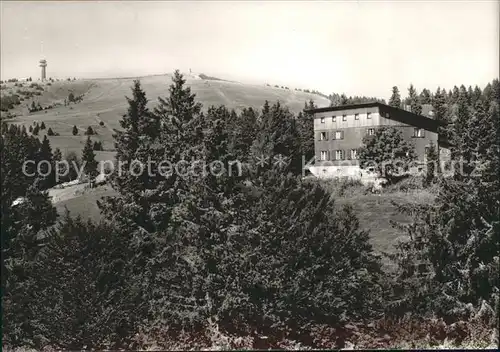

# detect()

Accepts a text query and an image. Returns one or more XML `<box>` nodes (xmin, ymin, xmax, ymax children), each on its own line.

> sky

<box><xmin>1</xmin><ymin>1</ymin><xmax>498</xmax><ymax>100</ymax></box>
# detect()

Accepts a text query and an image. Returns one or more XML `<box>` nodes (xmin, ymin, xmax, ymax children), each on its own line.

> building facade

<box><xmin>307</xmin><ymin>102</ymin><xmax>447</xmax><ymax>179</ymax></box>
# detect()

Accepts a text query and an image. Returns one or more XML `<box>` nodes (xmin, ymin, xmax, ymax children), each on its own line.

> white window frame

<box><xmin>335</xmin><ymin>131</ymin><xmax>343</xmax><ymax>140</ymax></box>
<box><xmin>354</xmin><ymin>113</ymin><xmax>359</xmax><ymax>120</ymax></box>
<box><xmin>351</xmin><ymin>149</ymin><xmax>358</xmax><ymax>160</ymax></box>
<box><xmin>414</xmin><ymin>128</ymin><xmax>425</xmax><ymax>138</ymax></box>
<box><xmin>335</xmin><ymin>150</ymin><xmax>344</xmax><ymax>160</ymax></box>
<box><xmin>342</xmin><ymin>115</ymin><xmax>347</xmax><ymax>121</ymax></box>
<box><xmin>368</xmin><ymin>128</ymin><xmax>375</xmax><ymax>136</ymax></box>
<box><xmin>320</xmin><ymin>117</ymin><xmax>325</xmax><ymax>123</ymax></box>
<box><xmin>332</xmin><ymin>116</ymin><xmax>336</xmax><ymax>122</ymax></box>
<box><xmin>320</xmin><ymin>151</ymin><xmax>328</xmax><ymax>161</ymax></box>
<box><xmin>320</xmin><ymin>132</ymin><xmax>327</xmax><ymax>141</ymax></box>
<box><xmin>367</xmin><ymin>112</ymin><xmax>372</xmax><ymax>119</ymax></box>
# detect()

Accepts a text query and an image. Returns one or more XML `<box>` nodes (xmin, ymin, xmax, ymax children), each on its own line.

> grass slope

<box><xmin>6</xmin><ymin>74</ymin><xmax>330</xmax><ymax>156</ymax></box>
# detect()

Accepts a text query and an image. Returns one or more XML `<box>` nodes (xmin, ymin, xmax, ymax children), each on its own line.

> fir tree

<box><xmin>32</xmin><ymin>124</ymin><xmax>39</xmax><ymax>136</ymax></box>
<box><xmin>72</xmin><ymin>125</ymin><xmax>78</xmax><ymax>136</ymax></box>
<box><xmin>37</xmin><ymin>135</ymin><xmax>54</xmax><ymax>189</ymax></box>
<box><xmin>340</xmin><ymin>93</ymin><xmax>349</xmax><ymax>106</ymax></box>
<box><xmin>408</xmin><ymin>84</ymin><xmax>422</xmax><ymax>115</ymax></box>
<box><xmin>423</xmin><ymin>141</ymin><xmax>438</xmax><ymax>187</ymax></box>
<box><xmin>40</xmin><ymin>121</ymin><xmax>46</xmax><ymax>130</ymax></box>
<box><xmin>419</xmin><ymin>88</ymin><xmax>432</xmax><ymax>104</ymax></box>
<box><xmin>47</xmin><ymin>127</ymin><xmax>55</xmax><ymax>136</ymax></box>
<box><xmin>389</xmin><ymin>86</ymin><xmax>402</xmax><ymax>108</ymax></box>
<box><xmin>297</xmin><ymin>100</ymin><xmax>316</xmax><ymax>161</ymax></box>
<box><xmin>82</xmin><ymin>136</ymin><xmax>98</xmax><ymax>180</ymax></box>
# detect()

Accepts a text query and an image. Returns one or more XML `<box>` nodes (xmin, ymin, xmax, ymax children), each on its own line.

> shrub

<box><xmin>99</xmin><ymin>121</ymin><xmax>104</xmax><ymax>126</ymax></box>
<box><xmin>93</xmin><ymin>141</ymin><xmax>103</xmax><ymax>151</ymax></box>
<box><xmin>85</xmin><ymin>126</ymin><xmax>94</xmax><ymax>135</ymax></box>
<box><xmin>2</xmin><ymin>215</ymin><xmax>141</xmax><ymax>349</ymax></box>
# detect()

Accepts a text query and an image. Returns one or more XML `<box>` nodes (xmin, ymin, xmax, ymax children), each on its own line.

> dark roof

<box><xmin>306</xmin><ymin>101</ymin><xmax>383</xmax><ymax>113</ymax></box>
<box><xmin>307</xmin><ymin>102</ymin><xmax>446</xmax><ymax>132</ymax></box>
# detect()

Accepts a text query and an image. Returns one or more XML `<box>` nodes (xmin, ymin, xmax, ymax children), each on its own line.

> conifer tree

<box><xmin>297</xmin><ymin>100</ymin><xmax>316</xmax><ymax>161</ymax></box>
<box><xmin>419</xmin><ymin>88</ymin><xmax>432</xmax><ymax>104</ymax></box>
<box><xmin>229</xmin><ymin>107</ymin><xmax>258</xmax><ymax>161</ymax></box>
<box><xmin>40</xmin><ymin>121</ymin><xmax>46</xmax><ymax>130</ymax></box>
<box><xmin>72</xmin><ymin>125</ymin><xmax>78</xmax><ymax>136</ymax></box>
<box><xmin>340</xmin><ymin>93</ymin><xmax>349</xmax><ymax>105</ymax></box>
<box><xmin>32</xmin><ymin>124</ymin><xmax>39</xmax><ymax>135</ymax></box>
<box><xmin>38</xmin><ymin>135</ymin><xmax>55</xmax><ymax>189</ymax></box>
<box><xmin>389</xmin><ymin>86</ymin><xmax>402</xmax><ymax>108</ymax></box>
<box><xmin>47</xmin><ymin>127</ymin><xmax>55</xmax><ymax>136</ymax></box>
<box><xmin>82</xmin><ymin>136</ymin><xmax>98</xmax><ymax>181</ymax></box>
<box><xmin>423</xmin><ymin>141</ymin><xmax>438</xmax><ymax>187</ymax></box>
<box><xmin>408</xmin><ymin>84</ymin><xmax>422</xmax><ymax>115</ymax></box>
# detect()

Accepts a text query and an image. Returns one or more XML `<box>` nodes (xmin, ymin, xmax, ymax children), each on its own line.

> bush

<box><xmin>385</xmin><ymin>176</ymin><xmax>424</xmax><ymax>193</ymax></box>
<box><xmin>313</xmin><ymin>178</ymin><xmax>364</xmax><ymax>198</ymax></box>
<box><xmin>99</xmin><ymin>121</ymin><xmax>104</xmax><ymax>126</ymax></box>
<box><xmin>93</xmin><ymin>141</ymin><xmax>103</xmax><ymax>151</ymax></box>
<box><xmin>2</xmin><ymin>215</ymin><xmax>141</xmax><ymax>349</ymax></box>
<box><xmin>85</xmin><ymin>126</ymin><xmax>94</xmax><ymax>135</ymax></box>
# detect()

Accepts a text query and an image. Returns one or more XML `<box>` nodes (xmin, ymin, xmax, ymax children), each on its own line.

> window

<box><xmin>332</xmin><ymin>116</ymin><xmax>336</xmax><ymax>122</ymax></box>
<box><xmin>367</xmin><ymin>112</ymin><xmax>372</xmax><ymax>119</ymax></box>
<box><xmin>425</xmin><ymin>146</ymin><xmax>430</xmax><ymax>155</ymax></box>
<box><xmin>355</xmin><ymin>113</ymin><xmax>359</xmax><ymax>120</ymax></box>
<box><xmin>335</xmin><ymin>150</ymin><xmax>344</xmax><ymax>160</ymax></box>
<box><xmin>320</xmin><ymin>151</ymin><xmax>328</xmax><ymax>161</ymax></box>
<box><xmin>335</xmin><ymin>130</ymin><xmax>344</xmax><ymax>140</ymax></box>
<box><xmin>414</xmin><ymin>128</ymin><xmax>425</xmax><ymax>138</ymax></box>
<box><xmin>320</xmin><ymin>117</ymin><xmax>325</xmax><ymax>123</ymax></box>
<box><xmin>350</xmin><ymin>149</ymin><xmax>358</xmax><ymax>160</ymax></box>
<box><xmin>319</xmin><ymin>132</ymin><xmax>328</xmax><ymax>141</ymax></box>
<box><xmin>342</xmin><ymin>115</ymin><xmax>347</xmax><ymax>121</ymax></box>
<box><xmin>368</xmin><ymin>128</ymin><xmax>375</xmax><ymax>136</ymax></box>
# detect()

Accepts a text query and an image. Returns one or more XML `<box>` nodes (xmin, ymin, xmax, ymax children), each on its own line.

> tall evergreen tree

<box><xmin>419</xmin><ymin>88</ymin><xmax>432</xmax><ymax>104</ymax></box>
<box><xmin>37</xmin><ymin>135</ymin><xmax>55</xmax><ymax>189</ymax></box>
<box><xmin>72</xmin><ymin>125</ymin><xmax>78</xmax><ymax>136</ymax></box>
<box><xmin>229</xmin><ymin>107</ymin><xmax>258</xmax><ymax>161</ymax></box>
<box><xmin>408</xmin><ymin>84</ymin><xmax>422</xmax><ymax>115</ymax></box>
<box><xmin>82</xmin><ymin>136</ymin><xmax>98</xmax><ymax>181</ymax></box>
<box><xmin>297</xmin><ymin>100</ymin><xmax>316</xmax><ymax>161</ymax></box>
<box><xmin>389</xmin><ymin>86</ymin><xmax>402</xmax><ymax>108</ymax></box>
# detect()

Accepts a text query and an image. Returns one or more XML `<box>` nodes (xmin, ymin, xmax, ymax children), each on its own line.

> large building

<box><xmin>307</xmin><ymin>102</ymin><xmax>449</xmax><ymax>179</ymax></box>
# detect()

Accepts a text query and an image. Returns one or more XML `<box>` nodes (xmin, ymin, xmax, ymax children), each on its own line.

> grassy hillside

<box><xmin>5</xmin><ymin>74</ymin><xmax>330</xmax><ymax>156</ymax></box>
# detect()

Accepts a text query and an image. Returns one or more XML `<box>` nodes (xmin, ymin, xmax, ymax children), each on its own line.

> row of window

<box><xmin>318</xmin><ymin>129</ymin><xmax>374</xmax><ymax>141</ymax></box>
<box><xmin>319</xmin><ymin>149</ymin><xmax>359</xmax><ymax>161</ymax></box>
<box><xmin>320</xmin><ymin>112</ymin><xmax>372</xmax><ymax>123</ymax></box>
<box><xmin>318</xmin><ymin>127</ymin><xmax>426</xmax><ymax>141</ymax></box>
